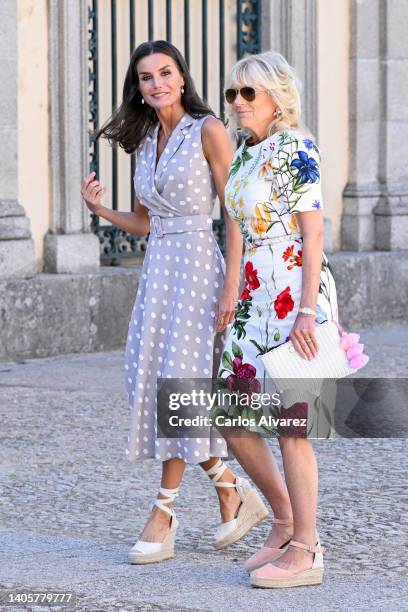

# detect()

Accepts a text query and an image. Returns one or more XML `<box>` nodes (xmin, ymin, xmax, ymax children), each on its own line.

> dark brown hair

<box><xmin>93</xmin><ymin>40</ymin><xmax>215</xmax><ymax>154</ymax></box>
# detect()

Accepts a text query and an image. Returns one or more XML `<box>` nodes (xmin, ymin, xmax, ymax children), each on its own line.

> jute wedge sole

<box><xmin>251</xmin><ymin>567</ymin><xmax>323</xmax><ymax>588</ymax></box>
<box><xmin>250</xmin><ymin>539</ymin><xmax>325</xmax><ymax>589</ymax></box>
<box><xmin>128</xmin><ymin>551</ymin><xmax>175</xmax><ymax>564</ymax></box>
<box><xmin>214</xmin><ymin>487</ymin><xmax>269</xmax><ymax>550</ymax></box>
<box><xmin>128</xmin><ymin>529</ymin><xmax>176</xmax><ymax>565</ymax></box>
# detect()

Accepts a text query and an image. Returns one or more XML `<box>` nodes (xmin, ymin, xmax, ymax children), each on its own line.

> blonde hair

<box><xmin>225</xmin><ymin>50</ymin><xmax>313</xmax><ymax>140</ymax></box>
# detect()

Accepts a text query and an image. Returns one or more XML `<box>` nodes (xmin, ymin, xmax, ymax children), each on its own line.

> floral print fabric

<box><xmin>213</xmin><ymin>130</ymin><xmax>339</xmax><ymax>434</ymax></box>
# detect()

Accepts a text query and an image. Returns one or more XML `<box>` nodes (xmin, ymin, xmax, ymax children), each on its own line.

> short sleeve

<box><xmin>272</xmin><ymin>133</ymin><xmax>323</xmax><ymax>214</ymax></box>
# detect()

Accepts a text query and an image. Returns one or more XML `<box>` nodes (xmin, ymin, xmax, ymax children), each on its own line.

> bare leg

<box><xmin>139</xmin><ymin>458</ymin><xmax>186</xmax><ymax>542</ymax></box>
<box><xmin>199</xmin><ymin>457</ymin><xmax>241</xmax><ymax>522</ymax></box>
<box><xmin>270</xmin><ymin>437</ymin><xmax>318</xmax><ymax>571</ymax></box>
<box><xmin>220</xmin><ymin>428</ymin><xmax>293</xmax><ymax>546</ymax></box>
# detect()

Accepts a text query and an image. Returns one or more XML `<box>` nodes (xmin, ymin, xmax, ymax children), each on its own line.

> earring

<box><xmin>141</xmin><ymin>98</ymin><xmax>145</xmax><ymax>105</ymax></box>
<box><xmin>181</xmin><ymin>86</ymin><xmax>185</xmax><ymax>94</ymax></box>
<box><xmin>274</xmin><ymin>108</ymin><xmax>281</xmax><ymax>118</ymax></box>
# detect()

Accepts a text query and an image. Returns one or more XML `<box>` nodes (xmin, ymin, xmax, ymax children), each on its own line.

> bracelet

<box><xmin>298</xmin><ymin>306</ymin><xmax>317</xmax><ymax>316</ymax></box>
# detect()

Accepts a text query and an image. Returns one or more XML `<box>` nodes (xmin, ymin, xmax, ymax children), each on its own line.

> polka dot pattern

<box><xmin>126</xmin><ymin>113</ymin><xmax>230</xmax><ymax>464</ymax></box>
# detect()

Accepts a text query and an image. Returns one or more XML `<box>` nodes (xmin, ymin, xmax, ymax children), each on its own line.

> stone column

<box><xmin>373</xmin><ymin>0</ymin><xmax>408</xmax><ymax>250</ymax></box>
<box><xmin>342</xmin><ymin>0</ymin><xmax>408</xmax><ymax>251</ymax></box>
<box><xmin>0</xmin><ymin>2</ymin><xmax>35</xmax><ymax>278</ymax></box>
<box><xmin>341</xmin><ymin>0</ymin><xmax>382</xmax><ymax>251</ymax></box>
<box><xmin>44</xmin><ymin>0</ymin><xmax>100</xmax><ymax>273</ymax></box>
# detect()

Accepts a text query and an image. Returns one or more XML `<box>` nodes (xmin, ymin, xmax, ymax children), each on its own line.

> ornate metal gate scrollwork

<box><xmin>88</xmin><ymin>0</ymin><xmax>261</xmax><ymax>264</ymax></box>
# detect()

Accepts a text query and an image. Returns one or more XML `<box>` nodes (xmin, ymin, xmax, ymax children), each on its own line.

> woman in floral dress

<box><xmin>221</xmin><ymin>132</ymin><xmax>337</xmax><ymax>400</ymax></box>
<box><xmin>213</xmin><ymin>51</ymin><xmax>338</xmax><ymax>588</ymax></box>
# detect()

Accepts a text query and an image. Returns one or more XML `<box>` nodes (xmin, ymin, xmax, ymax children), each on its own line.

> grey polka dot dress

<box><xmin>124</xmin><ymin>113</ymin><xmax>230</xmax><ymax>463</ymax></box>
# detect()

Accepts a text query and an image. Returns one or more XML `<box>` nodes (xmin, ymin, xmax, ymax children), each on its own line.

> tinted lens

<box><xmin>225</xmin><ymin>89</ymin><xmax>237</xmax><ymax>104</ymax></box>
<box><xmin>240</xmin><ymin>87</ymin><xmax>256</xmax><ymax>102</ymax></box>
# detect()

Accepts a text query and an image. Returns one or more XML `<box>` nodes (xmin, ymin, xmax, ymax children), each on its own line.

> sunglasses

<box><xmin>224</xmin><ymin>86</ymin><xmax>260</xmax><ymax>104</ymax></box>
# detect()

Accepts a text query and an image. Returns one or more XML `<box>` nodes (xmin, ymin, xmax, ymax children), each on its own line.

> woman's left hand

<box><xmin>288</xmin><ymin>314</ymin><xmax>319</xmax><ymax>360</ymax></box>
<box><xmin>215</xmin><ymin>286</ymin><xmax>238</xmax><ymax>333</ymax></box>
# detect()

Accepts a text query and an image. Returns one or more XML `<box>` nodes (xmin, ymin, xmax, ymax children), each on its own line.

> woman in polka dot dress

<box><xmin>82</xmin><ymin>40</ymin><xmax>269</xmax><ymax>564</ymax></box>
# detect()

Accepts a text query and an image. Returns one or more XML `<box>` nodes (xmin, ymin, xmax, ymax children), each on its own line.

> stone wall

<box><xmin>1</xmin><ymin>252</ymin><xmax>407</xmax><ymax>362</ymax></box>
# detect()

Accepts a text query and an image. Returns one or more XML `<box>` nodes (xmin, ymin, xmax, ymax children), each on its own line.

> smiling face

<box><xmin>136</xmin><ymin>53</ymin><xmax>185</xmax><ymax>109</ymax></box>
<box><xmin>230</xmin><ymin>83</ymin><xmax>278</xmax><ymax>140</ymax></box>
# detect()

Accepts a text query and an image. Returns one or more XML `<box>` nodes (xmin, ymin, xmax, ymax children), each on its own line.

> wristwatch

<box><xmin>298</xmin><ymin>306</ymin><xmax>317</xmax><ymax>316</ymax></box>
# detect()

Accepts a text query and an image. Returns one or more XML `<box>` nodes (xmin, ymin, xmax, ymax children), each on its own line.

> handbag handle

<box><xmin>332</xmin><ymin>319</ymin><xmax>346</xmax><ymax>336</ymax></box>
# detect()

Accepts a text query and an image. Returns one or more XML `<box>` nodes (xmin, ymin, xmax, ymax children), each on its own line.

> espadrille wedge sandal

<box><xmin>250</xmin><ymin>538</ymin><xmax>325</xmax><ymax>588</ymax></box>
<box><xmin>205</xmin><ymin>459</ymin><xmax>269</xmax><ymax>549</ymax></box>
<box><xmin>128</xmin><ymin>486</ymin><xmax>179</xmax><ymax>564</ymax></box>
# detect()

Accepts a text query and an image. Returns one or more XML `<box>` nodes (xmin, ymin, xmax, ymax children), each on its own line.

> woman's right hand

<box><xmin>81</xmin><ymin>172</ymin><xmax>105</xmax><ymax>215</ymax></box>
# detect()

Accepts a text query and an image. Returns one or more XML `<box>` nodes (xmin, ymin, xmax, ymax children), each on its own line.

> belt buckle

<box><xmin>151</xmin><ymin>215</ymin><xmax>164</xmax><ymax>238</ymax></box>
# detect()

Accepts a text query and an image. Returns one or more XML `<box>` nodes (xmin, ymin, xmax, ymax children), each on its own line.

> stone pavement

<box><xmin>0</xmin><ymin>323</ymin><xmax>407</xmax><ymax>612</ymax></box>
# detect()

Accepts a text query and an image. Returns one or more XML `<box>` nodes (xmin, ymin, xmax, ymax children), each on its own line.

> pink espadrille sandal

<box><xmin>244</xmin><ymin>517</ymin><xmax>294</xmax><ymax>572</ymax></box>
<box><xmin>250</xmin><ymin>538</ymin><xmax>325</xmax><ymax>588</ymax></box>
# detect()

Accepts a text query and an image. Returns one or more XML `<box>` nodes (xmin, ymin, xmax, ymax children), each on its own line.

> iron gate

<box><xmin>88</xmin><ymin>0</ymin><xmax>261</xmax><ymax>264</ymax></box>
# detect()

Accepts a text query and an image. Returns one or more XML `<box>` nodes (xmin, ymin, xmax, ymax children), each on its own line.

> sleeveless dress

<box><xmin>213</xmin><ymin>129</ymin><xmax>339</xmax><ymax>434</ymax></box>
<box><xmin>124</xmin><ymin>113</ymin><xmax>230</xmax><ymax>462</ymax></box>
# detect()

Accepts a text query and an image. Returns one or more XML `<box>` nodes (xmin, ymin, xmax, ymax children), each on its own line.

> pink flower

<box><xmin>340</xmin><ymin>333</ymin><xmax>360</xmax><ymax>351</ymax></box>
<box><xmin>338</xmin><ymin>330</ymin><xmax>369</xmax><ymax>371</ymax></box>
<box><xmin>349</xmin><ymin>354</ymin><xmax>369</xmax><ymax>369</ymax></box>
<box><xmin>346</xmin><ymin>343</ymin><xmax>364</xmax><ymax>360</ymax></box>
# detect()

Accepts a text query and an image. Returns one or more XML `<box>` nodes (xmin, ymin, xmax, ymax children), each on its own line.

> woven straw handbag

<box><xmin>260</xmin><ymin>320</ymin><xmax>369</xmax><ymax>406</ymax></box>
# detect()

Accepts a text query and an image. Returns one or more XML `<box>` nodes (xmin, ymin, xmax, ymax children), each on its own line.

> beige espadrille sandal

<box><xmin>128</xmin><ymin>486</ymin><xmax>179</xmax><ymax>564</ymax></box>
<box><xmin>250</xmin><ymin>538</ymin><xmax>325</xmax><ymax>588</ymax></box>
<box><xmin>244</xmin><ymin>517</ymin><xmax>294</xmax><ymax>572</ymax></box>
<box><xmin>206</xmin><ymin>459</ymin><xmax>269</xmax><ymax>550</ymax></box>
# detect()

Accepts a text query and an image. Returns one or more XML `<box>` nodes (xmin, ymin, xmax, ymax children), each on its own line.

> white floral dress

<box><xmin>213</xmin><ymin>129</ymin><xmax>339</xmax><ymax>434</ymax></box>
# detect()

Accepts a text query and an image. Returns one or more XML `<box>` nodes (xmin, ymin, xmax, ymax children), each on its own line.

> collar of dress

<box><xmin>152</xmin><ymin>112</ymin><xmax>195</xmax><ymax>181</ymax></box>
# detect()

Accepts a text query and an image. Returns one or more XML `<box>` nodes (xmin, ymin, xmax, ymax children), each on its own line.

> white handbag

<box><xmin>260</xmin><ymin>320</ymin><xmax>369</xmax><ymax>407</ymax></box>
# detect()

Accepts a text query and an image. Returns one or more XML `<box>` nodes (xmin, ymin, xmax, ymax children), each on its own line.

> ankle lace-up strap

<box><xmin>154</xmin><ymin>486</ymin><xmax>179</xmax><ymax>517</ymax></box>
<box><xmin>289</xmin><ymin>539</ymin><xmax>325</xmax><ymax>554</ymax></box>
<box><xmin>205</xmin><ymin>459</ymin><xmax>236</xmax><ymax>489</ymax></box>
<box><xmin>274</xmin><ymin>517</ymin><xmax>294</xmax><ymax>525</ymax></box>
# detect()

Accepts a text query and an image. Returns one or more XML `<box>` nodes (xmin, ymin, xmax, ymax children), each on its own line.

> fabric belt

<box><xmin>244</xmin><ymin>232</ymin><xmax>303</xmax><ymax>251</ymax></box>
<box><xmin>149</xmin><ymin>213</ymin><xmax>213</xmax><ymax>238</ymax></box>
